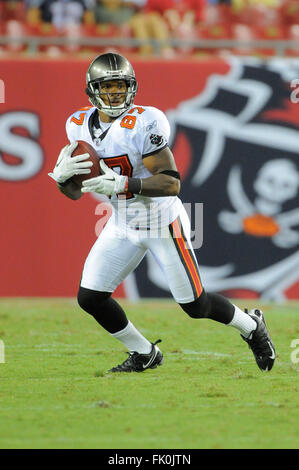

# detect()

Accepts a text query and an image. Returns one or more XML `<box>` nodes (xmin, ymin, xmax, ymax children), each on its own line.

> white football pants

<box><xmin>80</xmin><ymin>206</ymin><xmax>203</xmax><ymax>304</ymax></box>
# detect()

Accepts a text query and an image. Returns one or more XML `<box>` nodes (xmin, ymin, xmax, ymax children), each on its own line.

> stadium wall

<box><xmin>0</xmin><ymin>57</ymin><xmax>298</xmax><ymax>300</ymax></box>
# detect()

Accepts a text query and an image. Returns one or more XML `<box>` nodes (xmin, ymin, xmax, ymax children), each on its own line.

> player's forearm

<box><xmin>129</xmin><ymin>174</ymin><xmax>180</xmax><ymax>197</ymax></box>
<box><xmin>57</xmin><ymin>180</ymin><xmax>82</xmax><ymax>200</ymax></box>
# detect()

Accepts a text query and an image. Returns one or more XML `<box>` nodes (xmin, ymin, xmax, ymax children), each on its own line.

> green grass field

<box><xmin>0</xmin><ymin>298</ymin><xmax>298</xmax><ymax>449</ymax></box>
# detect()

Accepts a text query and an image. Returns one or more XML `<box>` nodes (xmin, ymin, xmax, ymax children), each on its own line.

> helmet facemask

<box><xmin>87</xmin><ymin>76</ymin><xmax>138</xmax><ymax>118</ymax></box>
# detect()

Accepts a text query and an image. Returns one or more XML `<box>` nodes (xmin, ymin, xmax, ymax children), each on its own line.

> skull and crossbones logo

<box><xmin>218</xmin><ymin>159</ymin><xmax>299</xmax><ymax>248</ymax></box>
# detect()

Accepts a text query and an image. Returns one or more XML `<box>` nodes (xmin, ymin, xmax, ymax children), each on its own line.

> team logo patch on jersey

<box><xmin>150</xmin><ymin>134</ymin><xmax>164</xmax><ymax>146</ymax></box>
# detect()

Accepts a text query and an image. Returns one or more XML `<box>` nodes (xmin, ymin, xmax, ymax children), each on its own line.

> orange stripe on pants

<box><xmin>171</xmin><ymin>219</ymin><xmax>202</xmax><ymax>297</ymax></box>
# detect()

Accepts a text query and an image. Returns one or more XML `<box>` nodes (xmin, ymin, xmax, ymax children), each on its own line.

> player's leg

<box><xmin>147</xmin><ymin>220</ymin><xmax>242</xmax><ymax>326</ymax></box>
<box><xmin>170</xmin><ymin>211</ymin><xmax>275</xmax><ymax>370</ymax></box>
<box><xmin>78</xmin><ymin>220</ymin><xmax>149</xmax><ymax>349</ymax></box>
<box><xmin>77</xmin><ymin>220</ymin><xmax>163</xmax><ymax>371</ymax></box>
<box><xmin>147</xmin><ymin>208</ymin><xmax>275</xmax><ymax>371</ymax></box>
<box><xmin>180</xmin><ymin>293</ymin><xmax>276</xmax><ymax>371</ymax></box>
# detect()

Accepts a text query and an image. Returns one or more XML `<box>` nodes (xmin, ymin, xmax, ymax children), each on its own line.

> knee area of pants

<box><xmin>179</xmin><ymin>295</ymin><xmax>210</xmax><ymax>319</ymax></box>
<box><xmin>77</xmin><ymin>288</ymin><xmax>110</xmax><ymax>314</ymax></box>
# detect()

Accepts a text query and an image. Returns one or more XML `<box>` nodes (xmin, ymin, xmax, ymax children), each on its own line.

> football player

<box><xmin>49</xmin><ymin>53</ymin><xmax>276</xmax><ymax>373</ymax></box>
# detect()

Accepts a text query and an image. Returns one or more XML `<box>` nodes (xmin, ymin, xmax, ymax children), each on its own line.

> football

<box><xmin>71</xmin><ymin>140</ymin><xmax>101</xmax><ymax>187</ymax></box>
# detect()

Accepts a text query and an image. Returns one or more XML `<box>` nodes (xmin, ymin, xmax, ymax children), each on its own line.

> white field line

<box><xmin>4</xmin><ymin>345</ymin><xmax>298</xmax><ymax>370</ymax></box>
<box><xmin>182</xmin><ymin>349</ymin><xmax>231</xmax><ymax>357</ymax></box>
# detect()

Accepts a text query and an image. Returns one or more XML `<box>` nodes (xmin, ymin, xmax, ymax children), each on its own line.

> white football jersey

<box><xmin>66</xmin><ymin>104</ymin><xmax>182</xmax><ymax>229</ymax></box>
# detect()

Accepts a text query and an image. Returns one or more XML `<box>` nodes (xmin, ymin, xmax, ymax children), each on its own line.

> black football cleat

<box><xmin>108</xmin><ymin>339</ymin><xmax>164</xmax><ymax>373</ymax></box>
<box><xmin>241</xmin><ymin>309</ymin><xmax>276</xmax><ymax>372</ymax></box>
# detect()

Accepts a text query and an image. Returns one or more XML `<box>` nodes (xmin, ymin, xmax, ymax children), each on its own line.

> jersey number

<box><xmin>104</xmin><ymin>154</ymin><xmax>134</xmax><ymax>199</ymax></box>
<box><xmin>70</xmin><ymin>113</ymin><xmax>85</xmax><ymax>126</ymax></box>
<box><xmin>120</xmin><ymin>106</ymin><xmax>145</xmax><ymax>130</ymax></box>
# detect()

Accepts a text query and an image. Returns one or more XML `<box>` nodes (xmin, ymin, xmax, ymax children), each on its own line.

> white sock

<box><xmin>111</xmin><ymin>321</ymin><xmax>152</xmax><ymax>354</ymax></box>
<box><xmin>227</xmin><ymin>305</ymin><xmax>257</xmax><ymax>338</ymax></box>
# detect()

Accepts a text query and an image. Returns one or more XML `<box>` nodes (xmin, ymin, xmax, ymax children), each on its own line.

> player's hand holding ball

<box><xmin>48</xmin><ymin>142</ymin><xmax>93</xmax><ymax>184</ymax></box>
<box><xmin>81</xmin><ymin>160</ymin><xmax>128</xmax><ymax>196</ymax></box>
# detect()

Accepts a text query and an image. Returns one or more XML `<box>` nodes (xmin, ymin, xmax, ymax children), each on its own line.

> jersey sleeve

<box><xmin>65</xmin><ymin>106</ymin><xmax>93</xmax><ymax>142</ymax></box>
<box><xmin>65</xmin><ymin>115</ymin><xmax>78</xmax><ymax>143</ymax></box>
<box><xmin>140</xmin><ymin>107</ymin><xmax>170</xmax><ymax>158</ymax></box>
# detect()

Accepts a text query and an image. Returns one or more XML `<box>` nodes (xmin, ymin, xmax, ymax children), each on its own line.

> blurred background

<box><xmin>0</xmin><ymin>0</ymin><xmax>298</xmax><ymax>57</ymax></box>
<box><xmin>0</xmin><ymin>0</ymin><xmax>298</xmax><ymax>302</ymax></box>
